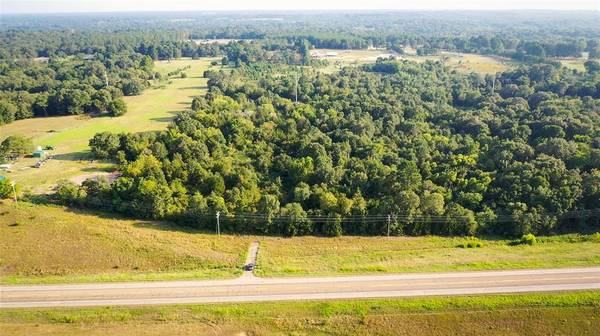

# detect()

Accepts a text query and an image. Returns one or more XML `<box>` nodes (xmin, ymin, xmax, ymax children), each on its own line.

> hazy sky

<box><xmin>2</xmin><ymin>0</ymin><xmax>599</xmax><ymax>14</ymax></box>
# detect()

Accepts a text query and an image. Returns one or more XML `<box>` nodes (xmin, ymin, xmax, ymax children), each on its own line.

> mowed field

<box><xmin>0</xmin><ymin>58</ymin><xmax>216</xmax><ymax>193</ymax></box>
<box><xmin>256</xmin><ymin>235</ymin><xmax>600</xmax><ymax>277</ymax></box>
<box><xmin>0</xmin><ymin>201</ymin><xmax>251</xmax><ymax>284</ymax></box>
<box><xmin>314</xmin><ymin>49</ymin><xmax>517</xmax><ymax>75</ymax></box>
<box><xmin>2</xmin><ymin>291</ymin><xmax>599</xmax><ymax>335</ymax></box>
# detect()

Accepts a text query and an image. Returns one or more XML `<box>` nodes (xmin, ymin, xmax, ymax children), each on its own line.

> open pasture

<box><xmin>0</xmin><ymin>58</ymin><xmax>216</xmax><ymax>193</ymax></box>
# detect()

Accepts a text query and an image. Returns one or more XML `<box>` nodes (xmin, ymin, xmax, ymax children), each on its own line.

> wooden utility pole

<box><xmin>387</xmin><ymin>214</ymin><xmax>391</xmax><ymax>237</ymax></box>
<box><xmin>11</xmin><ymin>181</ymin><xmax>17</xmax><ymax>204</ymax></box>
<box><xmin>216</xmin><ymin>211</ymin><xmax>221</xmax><ymax>236</ymax></box>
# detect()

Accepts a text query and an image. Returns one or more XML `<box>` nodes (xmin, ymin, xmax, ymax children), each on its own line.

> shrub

<box><xmin>55</xmin><ymin>181</ymin><xmax>83</xmax><ymax>205</ymax></box>
<box><xmin>0</xmin><ymin>135</ymin><xmax>34</xmax><ymax>158</ymax></box>
<box><xmin>457</xmin><ymin>239</ymin><xmax>483</xmax><ymax>248</ymax></box>
<box><xmin>0</xmin><ymin>178</ymin><xmax>14</xmax><ymax>199</ymax></box>
<box><xmin>520</xmin><ymin>233</ymin><xmax>537</xmax><ymax>245</ymax></box>
<box><xmin>585</xmin><ymin>232</ymin><xmax>600</xmax><ymax>242</ymax></box>
<box><xmin>107</xmin><ymin>98</ymin><xmax>127</xmax><ymax>117</ymax></box>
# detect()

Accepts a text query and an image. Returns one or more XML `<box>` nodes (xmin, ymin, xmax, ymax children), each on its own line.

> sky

<box><xmin>1</xmin><ymin>0</ymin><xmax>598</xmax><ymax>14</ymax></box>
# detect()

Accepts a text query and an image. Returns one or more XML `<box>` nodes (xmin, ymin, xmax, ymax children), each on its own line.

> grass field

<box><xmin>256</xmin><ymin>234</ymin><xmax>600</xmax><ymax>277</ymax></box>
<box><xmin>0</xmin><ymin>58</ymin><xmax>216</xmax><ymax>193</ymax></box>
<box><xmin>314</xmin><ymin>49</ymin><xmax>517</xmax><ymax>75</ymax></box>
<box><xmin>0</xmin><ymin>201</ymin><xmax>251</xmax><ymax>284</ymax></box>
<box><xmin>2</xmin><ymin>291</ymin><xmax>599</xmax><ymax>335</ymax></box>
<box><xmin>1</xmin><ymin>200</ymin><xmax>599</xmax><ymax>284</ymax></box>
<box><xmin>560</xmin><ymin>58</ymin><xmax>588</xmax><ymax>72</ymax></box>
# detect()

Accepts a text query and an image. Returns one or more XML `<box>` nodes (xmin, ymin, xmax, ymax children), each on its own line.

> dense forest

<box><xmin>3</xmin><ymin>11</ymin><xmax>599</xmax><ymax>58</ymax></box>
<box><xmin>2</xmin><ymin>12</ymin><xmax>599</xmax><ymax>125</ymax></box>
<box><xmin>0</xmin><ymin>53</ymin><xmax>155</xmax><ymax>124</ymax></box>
<box><xmin>68</xmin><ymin>57</ymin><xmax>600</xmax><ymax>237</ymax></box>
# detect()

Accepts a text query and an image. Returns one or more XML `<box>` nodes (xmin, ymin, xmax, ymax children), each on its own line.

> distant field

<box><xmin>0</xmin><ymin>201</ymin><xmax>250</xmax><ymax>284</ymax></box>
<box><xmin>257</xmin><ymin>235</ymin><xmax>600</xmax><ymax>277</ymax></box>
<box><xmin>560</xmin><ymin>58</ymin><xmax>587</xmax><ymax>72</ymax></box>
<box><xmin>0</xmin><ymin>58</ymin><xmax>216</xmax><ymax>193</ymax></box>
<box><xmin>314</xmin><ymin>49</ymin><xmax>517</xmax><ymax>75</ymax></box>
<box><xmin>2</xmin><ymin>291</ymin><xmax>599</xmax><ymax>335</ymax></box>
<box><xmin>435</xmin><ymin>52</ymin><xmax>516</xmax><ymax>74</ymax></box>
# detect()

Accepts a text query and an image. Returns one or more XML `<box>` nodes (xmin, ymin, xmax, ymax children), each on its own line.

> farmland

<box><xmin>0</xmin><ymin>58</ymin><xmax>216</xmax><ymax>193</ymax></box>
<box><xmin>1</xmin><ymin>291</ymin><xmax>599</xmax><ymax>335</ymax></box>
<box><xmin>314</xmin><ymin>49</ymin><xmax>518</xmax><ymax>75</ymax></box>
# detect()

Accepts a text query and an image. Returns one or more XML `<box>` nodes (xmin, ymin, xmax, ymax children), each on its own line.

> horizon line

<box><xmin>2</xmin><ymin>8</ymin><xmax>599</xmax><ymax>15</ymax></box>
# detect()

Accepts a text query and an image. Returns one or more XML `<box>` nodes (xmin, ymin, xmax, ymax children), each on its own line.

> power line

<box><xmin>48</xmin><ymin>197</ymin><xmax>600</xmax><ymax>223</ymax></box>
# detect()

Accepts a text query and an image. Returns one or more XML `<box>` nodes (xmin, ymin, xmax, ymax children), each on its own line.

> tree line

<box><xmin>0</xmin><ymin>52</ymin><xmax>155</xmax><ymax>125</ymax></box>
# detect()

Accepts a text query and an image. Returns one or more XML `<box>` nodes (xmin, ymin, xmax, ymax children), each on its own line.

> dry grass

<box><xmin>2</xmin><ymin>292</ymin><xmax>599</xmax><ymax>335</ymax></box>
<box><xmin>560</xmin><ymin>58</ymin><xmax>587</xmax><ymax>72</ymax></box>
<box><xmin>0</xmin><ymin>200</ymin><xmax>251</xmax><ymax>284</ymax></box>
<box><xmin>314</xmin><ymin>49</ymin><xmax>517</xmax><ymax>75</ymax></box>
<box><xmin>256</xmin><ymin>235</ymin><xmax>600</xmax><ymax>277</ymax></box>
<box><xmin>0</xmin><ymin>58</ymin><xmax>217</xmax><ymax>193</ymax></box>
<box><xmin>435</xmin><ymin>52</ymin><xmax>516</xmax><ymax>74</ymax></box>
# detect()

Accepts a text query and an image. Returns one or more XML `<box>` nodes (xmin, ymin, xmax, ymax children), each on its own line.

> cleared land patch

<box><xmin>256</xmin><ymin>235</ymin><xmax>600</xmax><ymax>277</ymax></box>
<box><xmin>0</xmin><ymin>58</ymin><xmax>216</xmax><ymax>193</ymax></box>
<box><xmin>314</xmin><ymin>49</ymin><xmax>517</xmax><ymax>75</ymax></box>
<box><xmin>1</xmin><ymin>291</ymin><xmax>599</xmax><ymax>335</ymax></box>
<box><xmin>560</xmin><ymin>58</ymin><xmax>588</xmax><ymax>72</ymax></box>
<box><xmin>0</xmin><ymin>201</ymin><xmax>251</xmax><ymax>284</ymax></box>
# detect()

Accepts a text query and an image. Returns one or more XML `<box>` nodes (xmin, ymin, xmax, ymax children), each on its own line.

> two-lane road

<box><xmin>2</xmin><ymin>267</ymin><xmax>600</xmax><ymax>308</ymax></box>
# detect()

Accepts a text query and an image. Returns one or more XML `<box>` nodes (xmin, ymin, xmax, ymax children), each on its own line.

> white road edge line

<box><xmin>3</xmin><ymin>283</ymin><xmax>600</xmax><ymax>308</ymax></box>
<box><xmin>3</xmin><ymin>266</ymin><xmax>600</xmax><ymax>292</ymax></box>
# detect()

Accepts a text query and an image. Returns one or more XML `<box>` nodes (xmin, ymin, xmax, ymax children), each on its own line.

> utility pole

<box><xmin>216</xmin><ymin>211</ymin><xmax>221</xmax><ymax>236</ymax></box>
<box><xmin>491</xmin><ymin>73</ymin><xmax>496</xmax><ymax>94</ymax></box>
<box><xmin>10</xmin><ymin>181</ymin><xmax>17</xmax><ymax>204</ymax></box>
<box><xmin>387</xmin><ymin>214</ymin><xmax>391</xmax><ymax>237</ymax></box>
<box><xmin>104</xmin><ymin>69</ymin><xmax>109</xmax><ymax>87</ymax></box>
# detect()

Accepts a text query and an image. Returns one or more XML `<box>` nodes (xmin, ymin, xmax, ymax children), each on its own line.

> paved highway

<box><xmin>2</xmin><ymin>267</ymin><xmax>600</xmax><ymax>308</ymax></box>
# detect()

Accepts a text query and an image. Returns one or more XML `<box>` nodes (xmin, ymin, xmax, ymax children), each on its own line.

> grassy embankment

<box><xmin>1</xmin><ymin>291</ymin><xmax>599</xmax><ymax>335</ymax></box>
<box><xmin>256</xmin><ymin>234</ymin><xmax>600</xmax><ymax>277</ymax></box>
<box><xmin>0</xmin><ymin>201</ymin><xmax>251</xmax><ymax>284</ymax></box>
<box><xmin>1</xmin><ymin>201</ymin><xmax>599</xmax><ymax>284</ymax></box>
<box><xmin>0</xmin><ymin>58</ymin><xmax>217</xmax><ymax>193</ymax></box>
